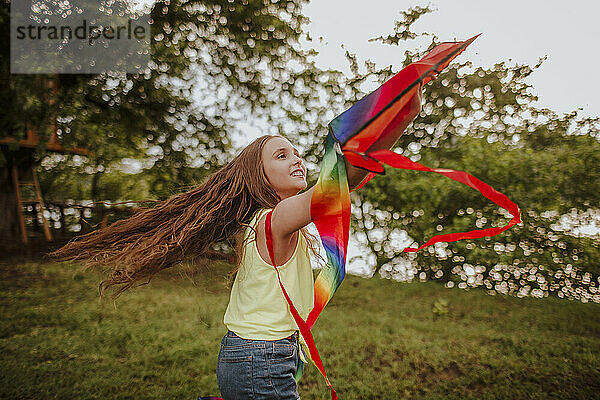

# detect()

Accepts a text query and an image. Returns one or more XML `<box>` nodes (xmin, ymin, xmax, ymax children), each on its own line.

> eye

<box><xmin>278</xmin><ymin>153</ymin><xmax>286</xmax><ymax>159</ymax></box>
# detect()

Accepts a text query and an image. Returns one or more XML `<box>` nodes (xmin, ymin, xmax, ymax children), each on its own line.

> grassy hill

<box><xmin>1</xmin><ymin>261</ymin><xmax>599</xmax><ymax>399</ymax></box>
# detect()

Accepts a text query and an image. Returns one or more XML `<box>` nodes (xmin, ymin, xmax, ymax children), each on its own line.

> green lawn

<box><xmin>1</xmin><ymin>261</ymin><xmax>599</xmax><ymax>399</ymax></box>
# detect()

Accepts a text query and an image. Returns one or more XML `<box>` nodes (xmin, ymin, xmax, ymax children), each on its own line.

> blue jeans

<box><xmin>217</xmin><ymin>330</ymin><xmax>301</xmax><ymax>400</ymax></box>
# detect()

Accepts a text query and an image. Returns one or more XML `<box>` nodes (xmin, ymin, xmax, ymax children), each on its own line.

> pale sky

<box><xmin>300</xmin><ymin>0</ymin><xmax>599</xmax><ymax>119</ymax></box>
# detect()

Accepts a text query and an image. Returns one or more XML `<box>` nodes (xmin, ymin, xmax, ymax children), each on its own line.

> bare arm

<box><xmin>270</xmin><ymin>185</ymin><xmax>315</xmax><ymax>240</ymax></box>
<box><xmin>256</xmin><ymin>185</ymin><xmax>315</xmax><ymax>266</ymax></box>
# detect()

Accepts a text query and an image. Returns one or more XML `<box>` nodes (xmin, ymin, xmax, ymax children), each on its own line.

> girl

<box><xmin>50</xmin><ymin>86</ymin><xmax>422</xmax><ymax>399</ymax></box>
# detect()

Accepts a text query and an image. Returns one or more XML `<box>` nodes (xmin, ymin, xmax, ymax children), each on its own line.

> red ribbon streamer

<box><xmin>345</xmin><ymin>148</ymin><xmax>522</xmax><ymax>251</ymax></box>
<box><xmin>265</xmin><ymin>210</ymin><xmax>339</xmax><ymax>400</ymax></box>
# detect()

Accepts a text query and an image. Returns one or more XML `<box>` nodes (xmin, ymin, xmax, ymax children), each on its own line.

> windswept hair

<box><xmin>50</xmin><ymin>135</ymin><xmax>324</xmax><ymax>298</ymax></box>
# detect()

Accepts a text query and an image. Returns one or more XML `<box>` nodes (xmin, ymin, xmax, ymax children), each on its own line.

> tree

<box><xmin>4</xmin><ymin>1</ymin><xmax>597</xmax><ymax>303</ymax></box>
<box><xmin>1</xmin><ymin>0</ymin><xmax>323</xmax><ymax>236</ymax></box>
<box><xmin>337</xmin><ymin>8</ymin><xmax>600</xmax><ymax>302</ymax></box>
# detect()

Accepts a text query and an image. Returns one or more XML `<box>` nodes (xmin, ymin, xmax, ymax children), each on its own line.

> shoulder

<box><xmin>254</xmin><ymin>208</ymin><xmax>272</xmax><ymax>245</ymax></box>
<box><xmin>253</xmin><ymin>208</ymin><xmax>272</xmax><ymax>232</ymax></box>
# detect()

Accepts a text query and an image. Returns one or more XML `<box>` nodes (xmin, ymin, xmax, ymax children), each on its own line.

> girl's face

<box><xmin>262</xmin><ymin>137</ymin><xmax>307</xmax><ymax>200</ymax></box>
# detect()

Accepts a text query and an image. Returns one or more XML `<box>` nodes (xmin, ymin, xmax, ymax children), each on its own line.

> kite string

<box><xmin>344</xmin><ymin>148</ymin><xmax>522</xmax><ymax>251</ymax></box>
<box><xmin>265</xmin><ymin>210</ymin><xmax>339</xmax><ymax>400</ymax></box>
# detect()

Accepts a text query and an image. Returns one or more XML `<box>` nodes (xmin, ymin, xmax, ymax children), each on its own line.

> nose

<box><xmin>292</xmin><ymin>154</ymin><xmax>303</xmax><ymax>166</ymax></box>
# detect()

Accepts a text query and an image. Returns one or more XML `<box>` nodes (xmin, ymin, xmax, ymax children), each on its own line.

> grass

<box><xmin>1</xmin><ymin>261</ymin><xmax>599</xmax><ymax>399</ymax></box>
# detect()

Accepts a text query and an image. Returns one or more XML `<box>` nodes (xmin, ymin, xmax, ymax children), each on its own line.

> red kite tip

<box><xmin>464</xmin><ymin>33</ymin><xmax>482</xmax><ymax>46</ymax></box>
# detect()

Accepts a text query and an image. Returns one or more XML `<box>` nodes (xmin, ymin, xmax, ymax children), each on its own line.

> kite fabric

<box><xmin>265</xmin><ymin>34</ymin><xmax>522</xmax><ymax>399</ymax></box>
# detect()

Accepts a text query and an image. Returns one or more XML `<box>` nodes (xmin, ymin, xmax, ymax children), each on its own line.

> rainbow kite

<box><xmin>265</xmin><ymin>34</ymin><xmax>522</xmax><ymax>399</ymax></box>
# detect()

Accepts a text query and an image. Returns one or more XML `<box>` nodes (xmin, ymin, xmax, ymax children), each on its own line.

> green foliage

<box><xmin>1</xmin><ymin>262</ymin><xmax>599</xmax><ymax>399</ymax></box>
<box><xmin>1</xmin><ymin>0</ymin><xmax>318</xmax><ymax>200</ymax></box>
<box><xmin>341</xmin><ymin>8</ymin><xmax>600</xmax><ymax>302</ymax></box>
<box><xmin>368</xmin><ymin>6</ymin><xmax>435</xmax><ymax>45</ymax></box>
<box><xmin>2</xmin><ymin>1</ymin><xmax>598</xmax><ymax>302</ymax></box>
<box><xmin>354</xmin><ymin>128</ymin><xmax>600</xmax><ymax>300</ymax></box>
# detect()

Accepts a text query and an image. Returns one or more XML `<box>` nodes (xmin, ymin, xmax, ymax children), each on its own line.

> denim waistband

<box><xmin>226</xmin><ymin>330</ymin><xmax>299</xmax><ymax>343</ymax></box>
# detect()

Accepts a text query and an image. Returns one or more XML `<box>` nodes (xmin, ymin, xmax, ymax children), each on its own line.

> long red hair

<box><xmin>50</xmin><ymin>135</ymin><xmax>323</xmax><ymax>298</ymax></box>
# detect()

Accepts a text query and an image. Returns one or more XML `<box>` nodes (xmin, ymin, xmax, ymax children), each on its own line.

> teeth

<box><xmin>292</xmin><ymin>171</ymin><xmax>303</xmax><ymax>177</ymax></box>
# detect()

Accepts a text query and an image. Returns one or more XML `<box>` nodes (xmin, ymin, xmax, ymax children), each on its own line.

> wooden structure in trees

<box><xmin>0</xmin><ymin>75</ymin><xmax>88</xmax><ymax>244</ymax></box>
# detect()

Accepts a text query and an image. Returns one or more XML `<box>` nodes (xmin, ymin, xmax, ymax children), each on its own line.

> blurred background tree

<box><xmin>342</xmin><ymin>7</ymin><xmax>600</xmax><ymax>302</ymax></box>
<box><xmin>1</xmin><ymin>0</ymin><xmax>330</xmax><ymax>201</ymax></box>
<box><xmin>1</xmin><ymin>1</ymin><xmax>598</xmax><ymax>302</ymax></box>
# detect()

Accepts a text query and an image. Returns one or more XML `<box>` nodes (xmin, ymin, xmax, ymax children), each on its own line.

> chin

<box><xmin>292</xmin><ymin>183</ymin><xmax>307</xmax><ymax>194</ymax></box>
<box><xmin>288</xmin><ymin>178</ymin><xmax>307</xmax><ymax>189</ymax></box>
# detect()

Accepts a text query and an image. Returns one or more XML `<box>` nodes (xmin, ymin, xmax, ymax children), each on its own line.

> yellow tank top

<box><xmin>223</xmin><ymin>208</ymin><xmax>315</xmax><ymax>341</ymax></box>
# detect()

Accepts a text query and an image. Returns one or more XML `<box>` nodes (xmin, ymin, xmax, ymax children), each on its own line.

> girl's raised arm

<box><xmin>254</xmin><ymin>185</ymin><xmax>315</xmax><ymax>267</ymax></box>
<box><xmin>270</xmin><ymin>83</ymin><xmax>422</xmax><ymax>241</ymax></box>
<box><xmin>270</xmin><ymin>185</ymin><xmax>315</xmax><ymax>241</ymax></box>
<box><xmin>264</xmin><ymin>83</ymin><xmax>422</xmax><ymax>260</ymax></box>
